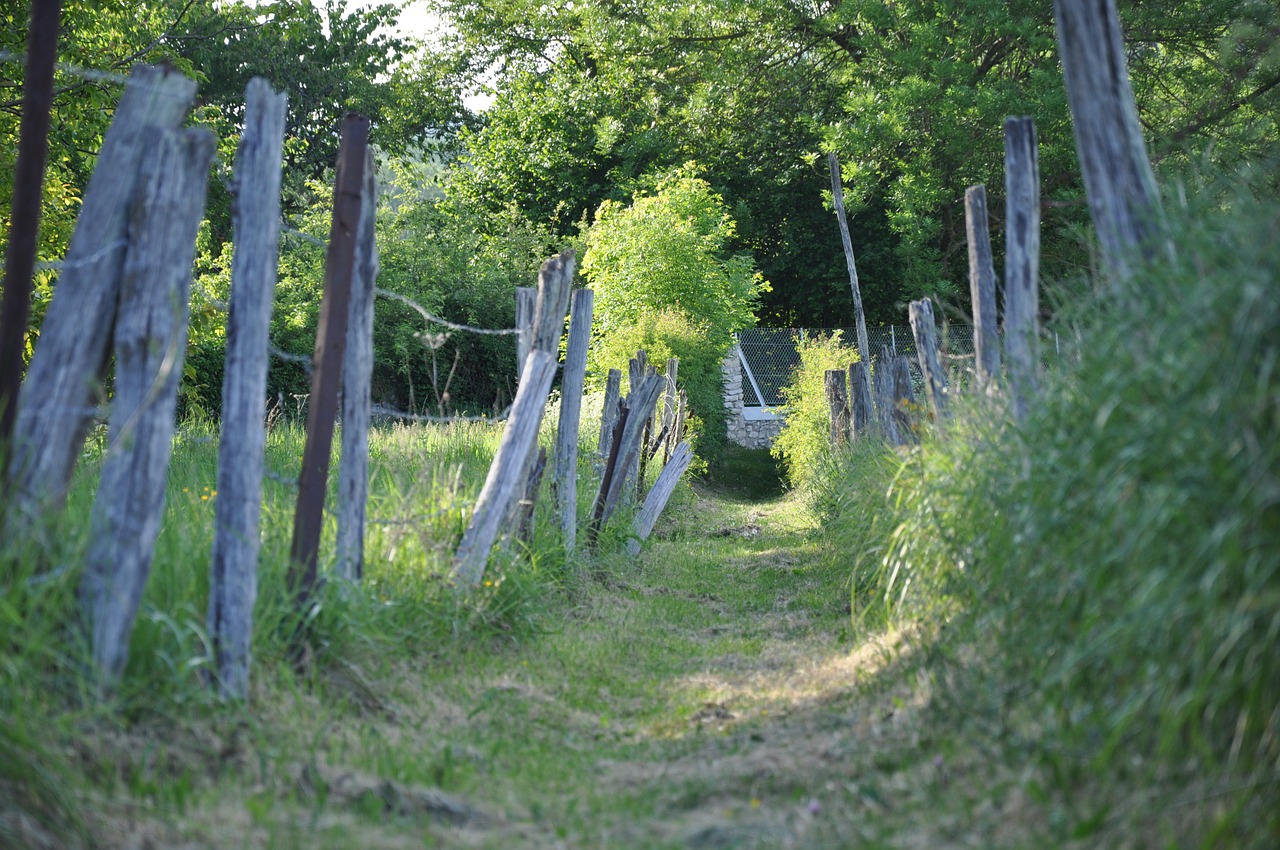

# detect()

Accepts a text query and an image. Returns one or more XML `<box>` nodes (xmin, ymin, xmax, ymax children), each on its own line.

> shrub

<box><xmin>770</xmin><ymin>331</ymin><xmax>860</xmax><ymax>492</ymax></box>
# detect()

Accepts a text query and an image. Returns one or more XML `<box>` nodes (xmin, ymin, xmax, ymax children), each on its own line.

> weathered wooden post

<box><xmin>829</xmin><ymin>153</ymin><xmax>872</xmax><ymax>366</ymax></box>
<box><xmin>626</xmin><ymin>441</ymin><xmax>694</xmax><ymax>557</ymax></box>
<box><xmin>1053</xmin><ymin>0</ymin><xmax>1166</xmax><ymax>280</ymax></box>
<box><xmin>965</xmin><ymin>184</ymin><xmax>1000</xmax><ymax>388</ymax></box>
<box><xmin>0</xmin><ymin>0</ymin><xmax>61</xmax><ymax>464</ymax></box>
<box><xmin>1004</xmin><ymin>117</ymin><xmax>1041</xmax><ymax>421</ymax></box>
<box><xmin>7</xmin><ymin>65</ymin><xmax>195</xmax><ymax>523</ymax></box>
<box><xmin>81</xmin><ymin>127</ymin><xmax>216</xmax><ymax>683</ymax></box>
<box><xmin>849</xmin><ymin>361</ymin><xmax>874</xmax><ymax>439</ymax></box>
<box><xmin>554</xmin><ymin>287</ymin><xmax>594</xmax><ymax>554</ymax></box>
<box><xmin>452</xmin><ymin>351</ymin><xmax>557</xmax><ymax>587</ymax></box>
<box><xmin>588</xmin><ymin>374</ymin><xmax>663</xmax><ymax>547</ymax></box>
<box><xmin>661</xmin><ymin>357</ymin><xmax>679</xmax><ymax>464</ymax></box>
<box><xmin>909</xmin><ymin>300</ymin><xmax>949</xmax><ymax>423</ymax></box>
<box><xmin>875</xmin><ymin>348</ymin><xmax>901</xmax><ymax>445</ymax></box>
<box><xmin>598</xmin><ymin>368</ymin><xmax>622</xmax><ymax>463</ymax></box>
<box><xmin>207</xmin><ymin>79</ymin><xmax>286</xmax><ymax>698</ymax></box>
<box><xmin>515</xmin><ymin>286</ymin><xmax>536</xmax><ymax>378</ymax></box>
<box><xmin>287</xmin><ymin>113</ymin><xmax>370</xmax><ymax>610</ymax></box>
<box><xmin>891</xmin><ymin>355</ymin><xmax>917</xmax><ymax>443</ymax></box>
<box><xmin>825</xmin><ymin>369</ymin><xmax>850</xmax><ymax>445</ymax></box>
<box><xmin>334</xmin><ymin>148</ymin><xmax>379</xmax><ymax>583</ymax></box>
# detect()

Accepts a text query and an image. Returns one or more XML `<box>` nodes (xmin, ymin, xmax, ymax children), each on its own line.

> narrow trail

<box><xmin>126</xmin><ymin>470</ymin><xmax>966</xmax><ymax>850</ymax></box>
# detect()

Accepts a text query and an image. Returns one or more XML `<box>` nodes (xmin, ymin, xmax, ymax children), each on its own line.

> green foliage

<box><xmin>859</xmin><ymin>170</ymin><xmax>1280</xmax><ymax>840</ymax></box>
<box><xmin>770</xmin><ymin>332</ymin><xmax>860</xmax><ymax>492</ymax></box>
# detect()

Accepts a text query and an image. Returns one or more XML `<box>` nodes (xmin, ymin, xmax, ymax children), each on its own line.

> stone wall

<box><xmin>722</xmin><ymin>345</ymin><xmax>785</xmax><ymax>449</ymax></box>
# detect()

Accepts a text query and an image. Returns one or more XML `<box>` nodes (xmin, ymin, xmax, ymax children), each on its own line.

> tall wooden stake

<box><xmin>555</xmin><ymin>288</ymin><xmax>593</xmax><ymax>554</ymax></box>
<box><xmin>288</xmin><ymin>113</ymin><xmax>370</xmax><ymax>609</ymax></box>
<box><xmin>965</xmin><ymin>184</ymin><xmax>1000</xmax><ymax>388</ymax></box>
<box><xmin>829</xmin><ymin>153</ymin><xmax>871</xmax><ymax>365</ymax></box>
<box><xmin>1004</xmin><ymin>117</ymin><xmax>1041</xmax><ymax>421</ymax></box>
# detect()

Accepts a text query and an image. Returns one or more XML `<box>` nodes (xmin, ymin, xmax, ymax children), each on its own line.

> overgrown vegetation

<box><xmin>769</xmin><ymin>331</ymin><xmax>859</xmax><ymax>493</ymax></box>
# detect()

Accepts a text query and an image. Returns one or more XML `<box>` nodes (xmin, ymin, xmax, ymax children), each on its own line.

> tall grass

<box><xmin>848</xmin><ymin>169</ymin><xmax>1280</xmax><ymax>843</ymax></box>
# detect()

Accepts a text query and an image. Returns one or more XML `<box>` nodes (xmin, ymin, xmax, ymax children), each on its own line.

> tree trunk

<box><xmin>207</xmin><ymin>78</ymin><xmax>286</xmax><ymax>699</ymax></box>
<box><xmin>81</xmin><ymin>127</ymin><xmax>215</xmax><ymax>683</ymax></box>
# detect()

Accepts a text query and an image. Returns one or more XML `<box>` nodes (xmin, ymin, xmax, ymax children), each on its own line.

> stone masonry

<box><xmin>722</xmin><ymin>345</ymin><xmax>785</xmax><ymax>449</ymax></box>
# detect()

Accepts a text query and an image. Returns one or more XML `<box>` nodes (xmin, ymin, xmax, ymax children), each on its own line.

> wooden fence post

<box><xmin>965</xmin><ymin>184</ymin><xmax>1001</xmax><ymax>388</ymax></box>
<box><xmin>891</xmin><ymin>355</ymin><xmax>918</xmax><ymax>443</ymax></box>
<box><xmin>80</xmin><ymin>127</ymin><xmax>215</xmax><ymax>683</ymax></box>
<box><xmin>661</xmin><ymin>357</ymin><xmax>679</xmax><ymax>464</ymax></box>
<box><xmin>1004</xmin><ymin>116</ymin><xmax>1041</xmax><ymax>421</ymax></box>
<box><xmin>453</xmin><ymin>350</ymin><xmax>557</xmax><ymax>587</ymax></box>
<box><xmin>207</xmin><ymin>78</ymin><xmax>286</xmax><ymax>698</ymax></box>
<box><xmin>1053</xmin><ymin>0</ymin><xmax>1165</xmax><ymax>280</ymax></box>
<box><xmin>627</xmin><ymin>441</ymin><xmax>694</xmax><ymax>556</ymax></box>
<box><xmin>849</xmin><ymin>361</ymin><xmax>873</xmax><ymax>439</ymax></box>
<box><xmin>588</xmin><ymin>374</ymin><xmax>663</xmax><ymax>547</ymax></box>
<box><xmin>909</xmin><ymin>300</ymin><xmax>949</xmax><ymax>423</ymax></box>
<box><xmin>335</xmin><ymin>148</ymin><xmax>379</xmax><ymax>583</ymax></box>
<box><xmin>598</xmin><ymin>368</ymin><xmax>622</xmax><ymax>463</ymax></box>
<box><xmin>825</xmin><ymin>369</ymin><xmax>850</xmax><ymax>445</ymax></box>
<box><xmin>875</xmin><ymin>348</ymin><xmax>901</xmax><ymax>445</ymax></box>
<box><xmin>555</xmin><ymin>287</ymin><xmax>593</xmax><ymax>555</ymax></box>
<box><xmin>829</xmin><ymin>153</ymin><xmax>872</xmax><ymax>365</ymax></box>
<box><xmin>515</xmin><ymin>286</ymin><xmax>536</xmax><ymax>379</ymax></box>
<box><xmin>0</xmin><ymin>0</ymin><xmax>61</xmax><ymax>462</ymax></box>
<box><xmin>6</xmin><ymin>65</ymin><xmax>195</xmax><ymax>523</ymax></box>
<box><xmin>287</xmin><ymin>113</ymin><xmax>370</xmax><ymax>609</ymax></box>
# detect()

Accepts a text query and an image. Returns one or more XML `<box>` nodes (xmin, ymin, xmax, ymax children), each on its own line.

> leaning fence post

<box><xmin>207</xmin><ymin>79</ymin><xmax>286</xmax><ymax>698</ymax></box>
<box><xmin>6</xmin><ymin>65</ymin><xmax>195</xmax><ymax>523</ymax></box>
<box><xmin>1004</xmin><ymin>116</ymin><xmax>1041</xmax><ymax>422</ymax></box>
<box><xmin>287</xmin><ymin>113</ymin><xmax>370</xmax><ymax>611</ymax></box>
<box><xmin>598</xmin><ymin>368</ymin><xmax>622</xmax><ymax>463</ymax></box>
<box><xmin>965</xmin><ymin>184</ymin><xmax>1001</xmax><ymax>388</ymax></box>
<box><xmin>452</xmin><ymin>350</ymin><xmax>557</xmax><ymax>587</ymax></box>
<box><xmin>627</xmin><ymin>441</ymin><xmax>694</xmax><ymax>556</ymax></box>
<box><xmin>80</xmin><ymin>127</ymin><xmax>216</xmax><ymax>683</ymax></box>
<box><xmin>1053</xmin><ymin>0</ymin><xmax>1166</xmax><ymax>280</ymax></box>
<box><xmin>829</xmin><ymin>153</ymin><xmax>872</xmax><ymax>365</ymax></box>
<box><xmin>554</xmin><ymin>288</ymin><xmax>594</xmax><ymax>555</ymax></box>
<box><xmin>909</xmin><ymin>300</ymin><xmax>949</xmax><ymax>423</ymax></box>
<box><xmin>334</xmin><ymin>148</ymin><xmax>379</xmax><ymax>583</ymax></box>
<box><xmin>588</xmin><ymin>374</ymin><xmax>663</xmax><ymax>547</ymax></box>
<box><xmin>825</xmin><ymin>369</ymin><xmax>850</xmax><ymax>445</ymax></box>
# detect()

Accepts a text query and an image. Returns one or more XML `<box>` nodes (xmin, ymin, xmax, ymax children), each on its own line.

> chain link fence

<box><xmin>735</xmin><ymin>325</ymin><xmax>978</xmax><ymax>406</ymax></box>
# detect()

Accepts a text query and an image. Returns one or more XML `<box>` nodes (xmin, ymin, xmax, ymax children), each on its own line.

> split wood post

<box><xmin>554</xmin><ymin>288</ymin><xmax>594</xmax><ymax>554</ymax></box>
<box><xmin>1004</xmin><ymin>117</ymin><xmax>1041</xmax><ymax>422</ymax></box>
<box><xmin>825</xmin><ymin>369</ymin><xmax>850</xmax><ymax>445</ymax></box>
<box><xmin>965</xmin><ymin>184</ymin><xmax>1001</xmax><ymax>388</ymax></box>
<box><xmin>849</xmin><ymin>361</ymin><xmax>873</xmax><ymax>439</ymax></box>
<box><xmin>207</xmin><ymin>79</ymin><xmax>286</xmax><ymax>699</ymax></box>
<box><xmin>829</xmin><ymin>153</ymin><xmax>871</xmax><ymax>365</ymax></box>
<box><xmin>0</xmin><ymin>0</ymin><xmax>62</xmax><ymax>462</ymax></box>
<box><xmin>673</xmin><ymin>388</ymin><xmax>687</xmax><ymax>447</ymax></box>
<box><xmin>874</xmin><ymin>348</ymin><xmax>901</xmax><ymax>445</ymax></box>
<box><xmin>661</xmin><ymin>357</ymin><xmax>679</xmax><ymax>464</ymax></box>
<box><xmin>80</xmin><ymin>127</ymin><xmax>215</xmax><ymax>683</ymax></box>
<box><xmin>335</xmin><ymin>148</ymin><xmax>379</xmax><ymax>583</ymax></box>
<box><xmin>504</xmin><ymin>251</ymin><xmax>575</xmax><ymax>535</ymax></box>
<box><xmin>287</xmin><ymin>113</ymin><xmax>370</xmax><ymax>610</ymax></box>
<box><xmin>452</xmin><ymin>350</ymin><xmax>557</xmax><ymax>587</ymax></box>
<box><xmin>6</xmin><ymin>65</ymin><xmax>195</xmax><ymax>523</ymax></box>
<box><xmin>891</xmin><ymin>355</ymin><xmax>918</xmax><ymax>443</ymax></box>
<box><xmin>598</xmin><ymin>368</ymin><xmax>622</xmax><ymax>463</ymax></box>
<box><xmin>587</xmin><ymin>374</ymin><xmax>663</xmax><ymax>547</ymax></box>
<box><xmin>626</xmin><ymin>441</ymin><xmax>694</xmax><ymax>557</ymax></box>
<box><xmin>908</xmin><ymin>301</ymin><xmax>950</xmax><ymax>424</ymax></box>
<box><xmin>624</xmin><ymin>350</ymin><xmax>651</xmax><ymax>494</ymax></box>
<box><xmin>1053</xmin><ymin>0</ymin><xmax>1165</xmax><ymax>280</ymax></box>
<box><xmin>515</xmin><ymin>286</ymin><xmax>536</xmax><ymax>378</ymax></box>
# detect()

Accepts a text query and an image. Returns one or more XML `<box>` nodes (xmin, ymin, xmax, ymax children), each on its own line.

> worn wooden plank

<box><xmin>0</xmin><ymin>0</ymin><xmax>62</xmax><ymax>460</ymax></box>
<box><xmin>598</xmin><ymin>368</ymin><xmax>622</xmax><ymax>463</ymax></box>
<box><xmin>1053</xmin><ymin>0</ymin><xmax>1165</xmax><ymax>280</ymax></box>
<box><xmin>7</xmin><ymin>65</ymin><xmax>195</xmax><ymax>522</ymax></box>
<box><xmin>515</xmin><ymin>286</ymin><xmax>536</xmax><ymax>378</ymax></box>
<box><xmin>335</xmin><ymin>147</ymin><xmax>379</xmax><ymax>583</ymax></box>
<box><xmin>589</xmin><ymin>374</ymin><xmax>663</xmax><ymax>545</ymax></box>
<box><xmin>288</xmin><ymin>114</ymin><xmax>370</xmax><ymax>606</ymax></box>
<box><xmin>909</xmin><ymin>300</ymin><xmax>949</xmax><ymax>423</ymax></box>
<box><xmin>554</xmin><ymin>288</ymin><xmax>593</xmax><ymax>555</ymax></box>
<box><xmin>626</xmin><ymin>440</ymin><xmax>694</xmax><ymax>556</ymax></box>
<box><xmin>1004</xmin><ymin>117</ymin><xmax>1041</xmax><ymax>422</ymax></box>
<box><xmin>849</xmin><ymin>361</ymin><xmax>874</xmax><ymax>439</ymax></box>
<box><xmin>891</xmin><ymin>355</ymin><xmax>918</xmax><ymax>443</ymax></box>
<box><xmin>965</xmin><ymin>184</ymin><xmax>1001</xmax><ymax>388</ymax></box>
<box><xmin>207</xmin><ymin>78</ymin><xmax>287</xmax><ymax>699</ymax></box>
<box><xmin>825</xmin><ymin>369</ymin><xmax>850</xmax><ymax>445</ymax></box>
<box><xmin>80</xmin><ymin>127</ymin><xmax>215</xmax><ymax>683</ymax></box>
<box><xmin>452</xmin><ymin>350</ymin><xmax>557</xmax><ymax>587</ymax></box>
<box><xmin>829</xmin><ymin>153</ymin><xmax>871</xmax><ymax>366</ymax></box>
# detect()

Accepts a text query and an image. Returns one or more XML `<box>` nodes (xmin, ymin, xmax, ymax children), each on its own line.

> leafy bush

<box><xmin>869</xmin><ymin>173</ymin><xmax>1280</xmax><ymax>841</ymax></box>
<box><xmin>770</xmin><ymin>331</ymin><xmax>860</xmax><ymax>492</ymax></box>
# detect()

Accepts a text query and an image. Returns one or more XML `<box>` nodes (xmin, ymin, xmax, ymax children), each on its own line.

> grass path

<box><xmin>101</xmin><ymin>463</ymin><xmax>958</xmax><ymax>850</ymax></box>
